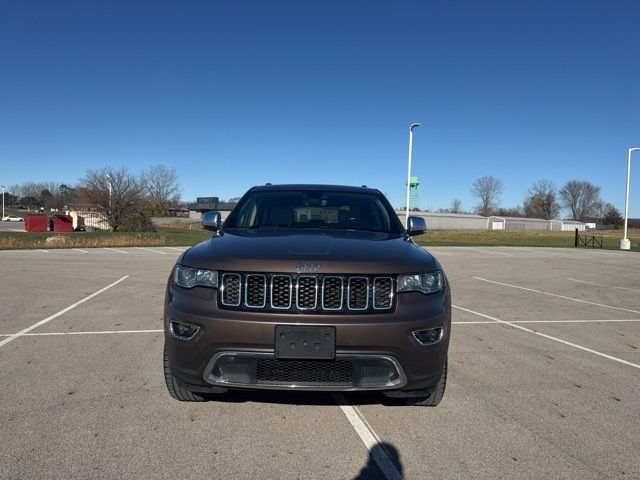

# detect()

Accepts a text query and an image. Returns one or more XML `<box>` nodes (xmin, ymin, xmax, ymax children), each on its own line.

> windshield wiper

<box><xmin>342</xmin><ymin>227</ymin><xmax>390</xmax><ymax>233</ymax></box>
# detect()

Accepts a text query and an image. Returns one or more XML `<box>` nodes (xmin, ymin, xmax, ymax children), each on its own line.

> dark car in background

<box><xmin>164</xmin><ymin>184</ymin><xmax>451</xmax><ymax>406</ymax></box>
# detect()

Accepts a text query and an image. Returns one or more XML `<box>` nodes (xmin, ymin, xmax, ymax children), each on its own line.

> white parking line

<box><xmin>0</xmin><ymin>276</ymin><xmax>129</xmax><ymax>348</ymax></box>
<box><xmin>136</xmin><ymin>247</ymin><xmax>168</xmax><ymax>255</ymax></box>
<box><xmin>574</xmin><ymin>249</ymin><xmax>625</xmax><ymax>257</ymax></box>
<box><xmin>522</xmin><ymin>248</ymin><xmax>571</xmax><ymax>257</ymax></box>
<box><xmin>0</xmin><ymin>329</ymin><xmax>162</xmax><ymax>337</ymax></box>
<box><xmin>10</xmin><ymin>228</ymin><xmax>24</xmax><ymax>232</ymax></box>
<box><xmin>24</xmin><ymin>329</ymin><xmax>162</xmax><ymax>336</ymax></box>
<box><xmin>567</xmin><ymin>278</ymin><xmax>640</xmax><ymax>293</ymax></box>
<box><xmin>73</xmin><ymin>248</ymin><xmax>89</xmax><ymax>253</ymax></box>
<box><xmin>334</xmin><ymin>393</ymin><xmax>403</xmax><ymax>480</ymax></box>
<box><xmin>464</xmin><ymin>247</ymin><xmax>512</xmax><ymax>256</ymax></box>
<box><xmin>426</xmin><ymin>250</ymin><xmax>452</xmax><ymax>256</ymax></box>
<box><xmin>453</xmin><ymin>319</ymin><xmax>640</xmax><ymax>324</ymax></box>
<box><xmin>452</xmin><ymin>305</ymin><xmax>640</xmax><ymax>370</ymax></box>
<box><xmin>38</xmin><ymin>249</ymin><xmax>48</xmax><ymax>253</ymax></box>
<box><xmin>474</xmin><ymin>277</ymin><xmax>640</xmax><ymax>315</ymax></box>
<box><xmin>165</xmin><ymin>247</ymin><xmax>187</xmax><ymax>252</ymax></box>
<box><xmin>105</xmin><ymin>248</ymin><xmax>128</xmax><ymax>254</ymax></box>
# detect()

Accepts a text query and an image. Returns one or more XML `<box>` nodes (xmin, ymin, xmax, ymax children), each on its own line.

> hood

<box><xmin>181</xmin><ymin>229</ymin><xmax>436</xmax><ymax>274</ymax></box>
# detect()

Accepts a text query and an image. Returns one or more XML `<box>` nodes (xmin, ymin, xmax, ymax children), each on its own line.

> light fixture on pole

<box><xmin>620</xmin><ymin>147</ymin><xmax>640</xmax><ymax>250</ymax></box>
<box><xmin>405</xmin><ymin>123</ymin><xmax>421</xmax><ymax>228</ymax></box>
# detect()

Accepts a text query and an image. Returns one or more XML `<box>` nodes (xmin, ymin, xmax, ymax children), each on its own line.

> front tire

<box><xmin>163</xmin><ymin>347</ymin><xmax>208</xmax><ymax>402</ymax></box>
<box><xmin>405</xmin><ymin>360</ymin><xmax>447</xmax><ymax>407</ymax></box>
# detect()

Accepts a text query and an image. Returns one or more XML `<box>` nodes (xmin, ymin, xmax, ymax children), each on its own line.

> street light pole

<box><xmin>1</xmin><ymin>185</ymin><xmax>4</xmax><ymax>220</ymax></box>
<box><xmin>621</xmin><ymin>147</ymin><xmax>640</xmax><ymax>250</ymax></box>
<box><xmin>405</xmin><ymin>123</ymin><xmax>421</xmax><ymax>228</ymax></box>
<box><xmin>107</xmin><ymin>173</ymin><xmax>112</xmax><ymax>215</ymax></box>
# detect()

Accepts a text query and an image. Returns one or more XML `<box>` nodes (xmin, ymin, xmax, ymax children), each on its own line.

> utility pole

<box><xmin>404</xmin><ymin>123</ymin><xmax>421</xmax><ymax>228</ymax></box>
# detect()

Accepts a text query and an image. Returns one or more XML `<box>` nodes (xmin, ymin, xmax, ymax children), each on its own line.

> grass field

<box><xmin>1</xmin><ymin>226</ymin><xmax>638</xmax><ymax>251</ymax></box>
<box><xmin>0</xmin><ymin>229</ymin><xmax>211</xmax><ymax>250</ymax></box>
<box><xmin>413</xmin><ymin>228</ymin><xmax>640</xmax><ymax>251</ymax></box>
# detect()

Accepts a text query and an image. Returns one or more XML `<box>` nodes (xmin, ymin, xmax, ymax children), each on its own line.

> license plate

<box><xmin>274</xmin><ymin>325</ymin><xmax>336</xmax><ymax>360</ymax></box>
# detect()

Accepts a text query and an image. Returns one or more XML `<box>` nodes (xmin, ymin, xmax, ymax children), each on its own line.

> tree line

<box><xmin>5</xmin><ymin>165</ymin><xmax>181</xmax><ymax>231</ymax></box>
<box><xmin>440</xmin><ymin>176</ymin><xmax>624</xmax><ymax>225</ymax></box>
<box><xmin>5</xmin><ymin>170</ymin><xmax>630</xmax><ymax>229</ymax></box>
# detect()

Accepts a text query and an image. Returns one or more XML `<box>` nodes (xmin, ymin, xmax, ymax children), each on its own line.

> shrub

<box><xmin>119</xmin><ymin>213</ymin><xmax>156</xmax><ymax>232</ymax></box>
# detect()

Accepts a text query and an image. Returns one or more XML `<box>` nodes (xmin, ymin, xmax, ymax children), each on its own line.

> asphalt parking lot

<box><xmin>0</xmin><ymin>221</ymin><xmax>26</xmax><ymax>232</ymax></box>
<box><xmin>1</xmin><ymin>245</ymin><xmax>639</xmax><ymax>479</ymax></box>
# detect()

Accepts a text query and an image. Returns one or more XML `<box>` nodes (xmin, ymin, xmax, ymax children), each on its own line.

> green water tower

<box><xmin>409</xmin><ymin>176</ymin><xmax>420</xmax><ymax>210</ymax></box>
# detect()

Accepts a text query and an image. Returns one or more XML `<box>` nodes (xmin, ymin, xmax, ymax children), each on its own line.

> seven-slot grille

<box><xmin>219</xmin><ymin>273</ymin><xmax>394</xmax><ymax>313</ymax></box>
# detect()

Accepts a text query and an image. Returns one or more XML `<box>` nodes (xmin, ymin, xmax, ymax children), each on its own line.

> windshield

<box><xmin>224</xmin><ymin>189</ymin><xmax>403</xmax><ymax>234</ymax></box>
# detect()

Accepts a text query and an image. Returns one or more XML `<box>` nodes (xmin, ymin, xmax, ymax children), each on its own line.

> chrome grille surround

<box><xmin>372</xmin><ymin>277</ymin><xmax>394</xmax><ymax>310</ymax></box>
<box><xmin>220</xmin><ymin>273</ymin><xmax>242</xmax><ymax>306</ymax></box>
<box><xmin>270</xmin><ymin>275</ymin><xmax>293</xmax><ymax>309</ymax></box>
<box><xmin>321</xmin><ymin>276</ymin><xmax>344</xmax><ymax>310</ymax></box>
<box><xmin>296</xmin><ymin>275</ymin><xmax>318</xmax><ymax>310</ymax></box>
<box><xmin>244</xmin><ymin>274</ymin><xmax>267</xmax><ymax>308</ymax></box>
<box><xmin>217</xmin><ymin>273</ymin><xmax>394</xmax><ymax>313</ymax></box>
<box><xmin>347</xmin><ymin>277</ymin><xmax>369</xmax><ymax>310</ymax></box>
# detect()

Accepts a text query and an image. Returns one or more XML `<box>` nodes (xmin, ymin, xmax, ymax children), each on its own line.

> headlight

<box><xmin>174</xmin><ymin>266</ymin><xmax>218</xmax><ymax>289</ymax></box>
<box><xmin>397</xmin><ymin>272</ymin><xmax>443</xmax><ymax>295</ymax></box>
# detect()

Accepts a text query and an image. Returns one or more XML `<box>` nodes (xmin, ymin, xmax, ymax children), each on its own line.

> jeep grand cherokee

<box><xmin>164</xmin><ymin>184</ymin><xmax>451</xmax><ymax>406</ymax></box>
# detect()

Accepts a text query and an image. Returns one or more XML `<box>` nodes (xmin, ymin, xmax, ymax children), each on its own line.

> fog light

<box><xmin>412</xmin><ymin>326</ymin><xmax>444</xmax><ymax>346</ymax></box>
<box><xmin>170</xmin><ymin>320</ymin><xmax>200</xmax><ymax>340</ymax></box>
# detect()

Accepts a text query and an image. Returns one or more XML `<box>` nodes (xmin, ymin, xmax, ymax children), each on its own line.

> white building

<box><xmin>396</xmin><ymin>211</ymin><xmax>587</xmax><ymax>231</ymax></box>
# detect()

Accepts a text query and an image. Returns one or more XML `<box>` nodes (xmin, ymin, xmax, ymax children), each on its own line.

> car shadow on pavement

<box><xmin>352</xmin><ymin>442</ymin><xmax>404</xmax><ymax>480</ymax></box>
<box><xmin>205</xmin><ymin>389</ymin><xmax>409</xmax><ymax>407</ymax></box>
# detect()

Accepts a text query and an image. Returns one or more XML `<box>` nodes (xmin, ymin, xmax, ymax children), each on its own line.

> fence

<box><xmin>574</xmin><ymin>228</ymin><xmax>603</xmax><ymax>248</ymax></box>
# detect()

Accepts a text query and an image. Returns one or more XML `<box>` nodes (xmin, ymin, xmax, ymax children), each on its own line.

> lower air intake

<box><xmin>206</xmin><ymin>353</ymin><xmax>405</xmax><ymax>390</ymax></box>
<box><xmin>257</xmin><ymin>359</ymin><xmax>353</xmax><ymax>385</ymax></box>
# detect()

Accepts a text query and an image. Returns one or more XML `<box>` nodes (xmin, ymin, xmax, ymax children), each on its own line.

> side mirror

<box><xmin>407</xmin><ymin>216</ymin><xmax>427</xmax><ymax>236</ymax></box>
<box><xmin>201</xmin><ymin>211</ymin><xmax>222</xmax><ymax>231</ymax></box>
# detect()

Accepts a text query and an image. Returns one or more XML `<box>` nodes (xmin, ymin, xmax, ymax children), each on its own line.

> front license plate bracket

<box><xmin>274</xmin><ymin>325</ymin><xmax>336</xmax><ymax>359</ymax></box>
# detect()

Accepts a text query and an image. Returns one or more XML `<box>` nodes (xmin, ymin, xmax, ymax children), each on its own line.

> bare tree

<box><xmin>558</xmin><ymin>180</ymin><xmax>601</xmax><ymax>221</ymax></box>
<box><xmin>523</xmin><ymin>179</ymin><xmax>560</xmax><ymax>219</ymax></box>
<box><xmin>591</xmin><ymin>201</ymin><xmax>606</xmax><ymax>221</ymax></box>
<box><xmin>79</xmin><ymin>167</ymin><xmax>145</xmax><ymax>231</ymax></box>
<box><xmin>141</xmin><ymin>165</ymin><xmax>181</xmax><ymax>216</ymax></box>
<box><xmin>10</xmin><ymin>181</ymin><xmax>62</xmax><ymax>199</ymax></box>
<box><xmin>600</xmin><ymin>203</ymin><xmax>623</xmax><ymax>227</ymax></box>
<box><xmin>8</xmin><ymin>181</ymin><xmax>77</xmax><ymax>210</ymax></box>
<box><xmin>471</xmin><ymin>176</ymin><xmax>503</xmax><ymax>216</ymax></box>
<box><xmin>450</xmin><ymin>199</ymin><xmax>462</xmax><ymax>214</ymax></box>
<box><xmin>495</xmin><ymin>206</ymin><xmax>523</xmax><ymax>217</ymax></box>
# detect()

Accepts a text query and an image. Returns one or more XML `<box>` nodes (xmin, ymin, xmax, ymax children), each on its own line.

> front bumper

<box><xmin>164</xmin><ymin>283</ymin><xmax>450</xmax><ymax>392</ymax></box>
<box><xmin>202</xmin><ymin>350</ymin><xmax>407</xmax><ymax>391</ymax></box>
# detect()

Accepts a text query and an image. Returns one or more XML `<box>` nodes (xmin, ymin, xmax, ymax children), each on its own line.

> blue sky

<box><xmin>1</xmin><ymin>0</ymin><xmax>639</xmax><ymax>215</ymax></box>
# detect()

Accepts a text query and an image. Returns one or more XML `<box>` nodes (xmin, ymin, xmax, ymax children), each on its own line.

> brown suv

<box><xmin>164</xmin><ymin>185</ymin><xmax>451</xmax><ymax>406</ymax></box>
